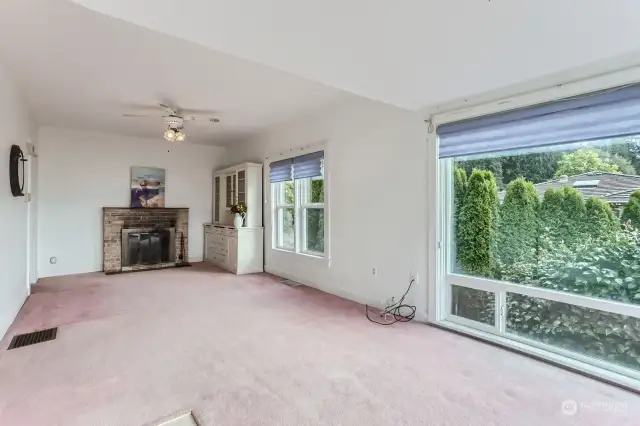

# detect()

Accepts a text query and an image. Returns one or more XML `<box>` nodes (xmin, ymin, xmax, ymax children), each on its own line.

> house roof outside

<box><xmin>498</xmin><ymin>172</ymin><xmax>640</xmax><ymax>204</ymax></box>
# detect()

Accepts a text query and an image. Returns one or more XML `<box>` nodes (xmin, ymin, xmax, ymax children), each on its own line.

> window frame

<box><xmin>272</xmin><ymin>180</ymin><xmax>295</xmax><ymax>251</ymax></box>
<box><xmin>428</xmin><ymin>67</ymin><xmax>640</xmax><ymax>391</ymax></box>
<box><xmin>299</xmin><ymin>176</ymin><xmax>325</xmax><ymax>256</ymax></box>
<box><xmin>269</xmin><ymin>153</ymin><xmax>326</xmax><ymax>259</ymax></box>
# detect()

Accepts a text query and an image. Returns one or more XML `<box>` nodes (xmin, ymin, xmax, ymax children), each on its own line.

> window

<box><xmin>269</xmin><ymin>151</ymin><xmax>325</xmax><ymax>257</ymax></box>
<box><xmin>273</xmin><ymin>180</ymin><xmax>295</xmax><ymax>250</ymax></box>
<box><xmin>437</xmin><ymin>84</ymin><xmax>640</xmax><ymax>383</ymax></box>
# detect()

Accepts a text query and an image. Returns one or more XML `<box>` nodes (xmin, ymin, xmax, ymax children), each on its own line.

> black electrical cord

<box><xmin>365</xmin><ymin>278</ymin><xmax>416</xmax><ymax>325</ymax></box>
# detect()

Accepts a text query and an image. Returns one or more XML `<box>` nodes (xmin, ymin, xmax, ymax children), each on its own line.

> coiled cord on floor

<box><xmin>365</xmin><ymin>278</ymin><xmax>416</xmax><ymax>325</ymax></box>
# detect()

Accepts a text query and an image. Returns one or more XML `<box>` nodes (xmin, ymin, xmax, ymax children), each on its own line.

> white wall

<box><xmin>0</xmin><ymin>63</ymin><xmax>36</xmax><ymax>339</ymax></box>
<box><xmin>224</xmin><ymin>98</ymin><xmax>429</xmax><ymax>317</ymax></box>
<box><xmin>37</xmin><ymin>127</ymin><xmax>225</xmax><ymax>278</ymax></box>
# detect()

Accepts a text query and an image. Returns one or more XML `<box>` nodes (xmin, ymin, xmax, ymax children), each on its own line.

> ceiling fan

<box><xmin>122</xmin><ymin>103</ymin><xmax>220</xmax><ymax>142</ymax></box>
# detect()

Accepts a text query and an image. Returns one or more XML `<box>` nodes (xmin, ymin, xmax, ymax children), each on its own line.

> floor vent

<box><xmin>280</xmin><ymin>278</ymin><xmax>302</xmax><ymax>287</ymax></box>
<box><xmin>8</xmin><ymin>328</ymin><xmax>58</xmax><ymax>350</ymax></box>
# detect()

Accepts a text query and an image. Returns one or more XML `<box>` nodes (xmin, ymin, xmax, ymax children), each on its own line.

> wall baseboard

<box><xmin>266</xmin><ymin>266</ymin><xmax>385</xmax><ymax>310</ymax></box>
<box><xmin>266</xmin><ymin>266</ymin><xmax>429</xmax><ymax>323</ymax></box>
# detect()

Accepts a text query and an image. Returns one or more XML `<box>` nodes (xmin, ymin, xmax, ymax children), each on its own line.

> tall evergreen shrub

<box><xmin>458</xmin><ymin>170</ymin><xmax>499</xmax><ymax>277</ymax></box>
<box><xmin>497</xmin><ymin>178</ymin><xmax>539</xmax><ymax>268</ymax></box>
<box><xmin>622</xmin><ymin>190</ymin><xmax>640</xmax><ymax>229</ymax></box>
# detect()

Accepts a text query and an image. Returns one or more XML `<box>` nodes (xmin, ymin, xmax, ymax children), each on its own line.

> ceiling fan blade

<box><xmin>183</xmin><ymin>115</ymin><xmax>221</xmax><ymax>122</ymax></box>
<box><xmin>179</xmin><ymin>108</ymin><xmax>218</xmax><ymax>116</ymax></box>
<box><xmin>158</xmin><ymin>103</ymin><xmax>178</xmax><ymax>115</ymax></box>
<box><xmin>122</xmin><ymin>113</ymin><xmax>159</xmax><ymax>118</ymax></box>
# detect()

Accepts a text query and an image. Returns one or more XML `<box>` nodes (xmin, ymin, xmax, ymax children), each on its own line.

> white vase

<box><xmin>233</xmin><ymin>213</ymin><xmax>245</xmax><ymax>229</ymax></box>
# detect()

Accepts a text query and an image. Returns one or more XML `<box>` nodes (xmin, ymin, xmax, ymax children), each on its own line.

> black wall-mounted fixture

<box><xmin>9</xmin><ymin>144</ymin><xmax>27</xmax><ymax>197</ymax></box>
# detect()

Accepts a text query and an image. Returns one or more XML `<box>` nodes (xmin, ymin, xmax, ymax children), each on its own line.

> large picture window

<box><xmin>270</xmin><ymin>151</ymin><xmax>325</xmax><ymax>257</ymax></box>
<box><xmin>437</xmin><ymin>84</ymin><xmax>640</xmax><ymax>384</ymax></box>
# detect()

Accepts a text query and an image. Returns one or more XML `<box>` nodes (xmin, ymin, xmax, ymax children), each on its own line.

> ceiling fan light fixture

<box><xmin>164</xmin><ymin>128</ymin><xmax>176</xmax><ymax>141</ymax></box>
<box><xmin>175</xmin><ymin>131</ymin><xmax>186</xmax><ymax>142</ymax></box>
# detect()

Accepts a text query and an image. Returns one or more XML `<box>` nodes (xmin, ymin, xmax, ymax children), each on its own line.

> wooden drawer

<box><xmin>212</xmin><ymin>226</ymin><xmax>226</xmax><ymax>235</ymax></box>
<box><xmin>225</xmin><ymin>228</ymin><xmax>237</xmax><ymax>237</ymax></box>
<box><xmin>208</xmin><ymin>233</ymin><xmax>225</xmax><ymax>245</ymax></box>
<box><xmin>212</xmin><ymin>253</ymin><xmax>227</xmax><ymax>265</ymax></box>
<box><xmin>213</xmin><ymin>245</ymin><xmax>227</xmax><ymax>255</ymax></box>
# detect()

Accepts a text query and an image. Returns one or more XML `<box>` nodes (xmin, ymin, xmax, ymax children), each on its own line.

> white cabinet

<box><xmin>204</xmin><ymin>224</ymin><xmax>263</xmax><ymax>274</ymax></box>
<box><xmin>213</xmin><ymin>163</ymin><xmax>262</xmax><ymax>228</ymax></box>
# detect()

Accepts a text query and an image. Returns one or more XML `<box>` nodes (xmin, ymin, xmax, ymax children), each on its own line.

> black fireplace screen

<box><xmin>121</xmin><ymin>228</ymin><xmax>175</xmax><ymax>267</ymax></box>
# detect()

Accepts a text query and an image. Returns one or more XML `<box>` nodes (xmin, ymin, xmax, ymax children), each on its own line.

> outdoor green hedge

<box><xmin>455</xmin><ymin>168</ymin><xmax>640</xmax><ymax>371</ymax></box>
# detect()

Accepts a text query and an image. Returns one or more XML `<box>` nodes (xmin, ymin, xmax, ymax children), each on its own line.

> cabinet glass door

<box><xmin>214</xmin><ymin>176</ymin><xmax>220</xmax><ymax>222</ymax></box>
<box><xmin>226</xmin><ymin>175</ymin><xmax>232</xmax><ymax>207</ymax></box>
<box><xmin>232</xmin><ymin>174</ymin><xmax>237</xmax><ymax>203</ymax></box>
<box><xmin>237</xmin><ymin>170</ymin><xmax>246</xmax><ymax>205</ymax></box>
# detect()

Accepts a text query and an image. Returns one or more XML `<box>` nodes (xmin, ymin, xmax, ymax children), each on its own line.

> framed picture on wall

<box><xmin>130</xmin><ymin>166</ymin><xmax>165</xmax><ymax>208</ymax></box>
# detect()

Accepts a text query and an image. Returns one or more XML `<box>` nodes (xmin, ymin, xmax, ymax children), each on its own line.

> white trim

<box><xmin>427</xmin><ymin>66</ymin><xmax>640</xmax><ymax>124</ymax></box>
<box><xmin>447</xmin><ymin>273</ymin><xmax>640</xmax><ymax>319</ymax></box>
<box><xmin>447</xmin><ymin>314</ymin><xmax>496</xmax><ymax>334</ymax></box>
<box><xmin>263</xmin><ymin>140</ymin><xmax>326</xmax><ymax>163</ymax></box>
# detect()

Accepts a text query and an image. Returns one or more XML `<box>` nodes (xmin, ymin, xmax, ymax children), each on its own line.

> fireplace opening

<box><xmin>121</xmin><ymin>227</ymin><xmax>176</xmax><ymax>267</ymax></box>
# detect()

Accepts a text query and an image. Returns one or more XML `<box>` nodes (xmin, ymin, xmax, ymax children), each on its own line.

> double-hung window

<box><xmin>436</xmin><ymin>83</ymin><xmax>640</xmax><ymax>387</ymax></box>
<box><xmin>269</xmin><ymin>151</ymin><xmax>325</xmax><ymax>256</ymax></box>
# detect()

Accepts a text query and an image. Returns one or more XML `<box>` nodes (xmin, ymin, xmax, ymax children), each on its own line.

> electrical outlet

<box><xmin>372</xmin><ymin>268</ymin><xmax>377</xmax><ymax>276</ymax></box>
<box><xmin>410</xmin><ymin>271</ymin><xmax>418</xmax><ymax>284</ymax></box>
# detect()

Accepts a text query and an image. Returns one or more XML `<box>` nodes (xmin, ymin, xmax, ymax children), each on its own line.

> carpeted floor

<box><xmin>0</xmin><ymin>264</ymin><xmax>637</xmax><ymax>426</ymax></box>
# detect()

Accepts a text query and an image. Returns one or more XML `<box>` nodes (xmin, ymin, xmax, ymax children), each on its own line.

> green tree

<box><xmin>539</xmin><ymin>187</ymin><xmax>586</xmax><ymax>248</ymax></box>
<box><xmin>602</xmin><ymin>137</ymin><xmax>640</xmax><ymax>174</ymax></box>
<box><xmin>622</xmin><ymin>190</ymin><xmax>640</xmax><ymax>229</ymax></box>
<box><xmin>497</xmin><ymin>178</ymin><xmax>539</xmax><ymax>269</ymax></box>
<box><xmin>460</xmin><ymin>158</ymin><xmax>503</xmax><ymax>189</ymax></box>
<box><xmin>501</xmin><ymin>152</ymin><xmax>561</xmax><ymax>184</ymax></box>
<box><xmin>584</xmin><ymin>197</ymin><xmax>617</xmax><ymax>239</ymax></box>
<box><xmin>554</xmin><ymin>148</ymin><xmax>620</xmax><ymax>177</ymax></box>
<box><xmin>595</xmin><ymin>149</ymin><xmax>635</xmax><ymax>174</ymax></box>
<box><xmin>453</xmin><ymin>168</ymin><xmax>467</xmax><ymax>251</ymax></box>
<box><xmin>457</xmin><ymin>170</ymin><xmax>499</xmax><ymax>277</ymax></box>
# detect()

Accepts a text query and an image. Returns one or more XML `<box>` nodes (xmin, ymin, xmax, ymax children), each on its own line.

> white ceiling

<box><xmin>71</xmin><ymin>0</ymin><xmax>640</xmax><ymax>111</ymax></box>
<box><xmin>0</xmin><ymin>0</ymin><xmax>353</xmax><ymax>145</ymax></box>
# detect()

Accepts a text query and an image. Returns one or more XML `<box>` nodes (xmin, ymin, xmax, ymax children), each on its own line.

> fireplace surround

<box><xmin>102</xmin><ymin>207</ymin><xmax>188</xmax><ymax>274</ymax></box>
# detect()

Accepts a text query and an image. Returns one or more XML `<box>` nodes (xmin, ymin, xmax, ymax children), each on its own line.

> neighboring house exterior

<box><xmin>498</xmin><ymin>172</ymin><xmax>640</xmax><ymax>205</ymax></box>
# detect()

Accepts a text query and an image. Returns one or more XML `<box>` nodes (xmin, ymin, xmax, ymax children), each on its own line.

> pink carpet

<box><xmin>0</xmin><ymin>264</ymin><xmax>637</xmax><ymax>425</ymax></box>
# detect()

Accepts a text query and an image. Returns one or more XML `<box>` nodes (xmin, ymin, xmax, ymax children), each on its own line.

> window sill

<box><xmin>272</xmin><ymin>247</ymin><xmax>326</xmax><ymax>260</ymax></box>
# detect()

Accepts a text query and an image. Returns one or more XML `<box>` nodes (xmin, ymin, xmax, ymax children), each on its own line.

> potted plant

<box><xmin>230</xmin><ymin>204</ymin><xmax>247</xmax><ymax>229</ymax></box>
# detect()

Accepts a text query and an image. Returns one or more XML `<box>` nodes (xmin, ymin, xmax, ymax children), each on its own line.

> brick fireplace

<box><xmin>102</xmin><ymin>207</ymin><xmax>189</xmax><ymax>274</ymax></box>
